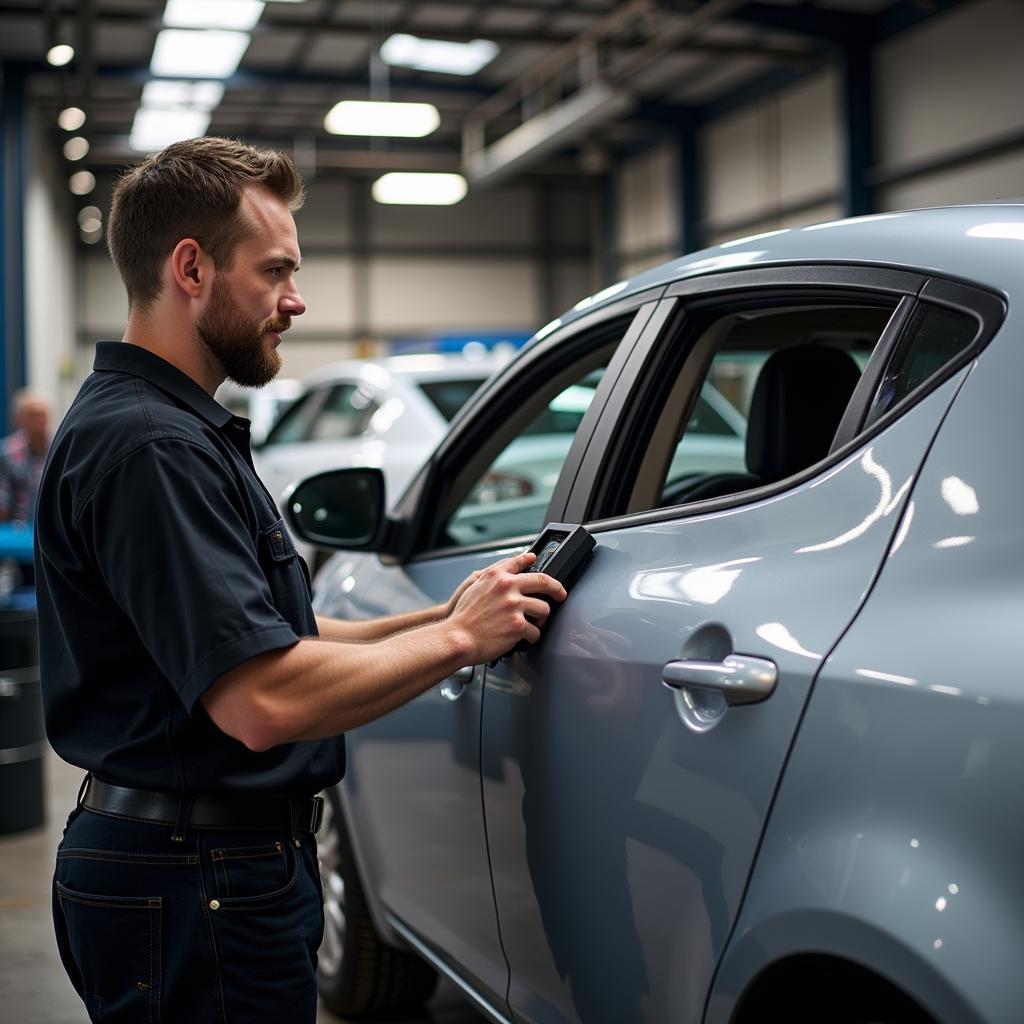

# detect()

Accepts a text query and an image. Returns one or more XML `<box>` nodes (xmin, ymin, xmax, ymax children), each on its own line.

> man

<box><xmin>0</xmin><ymin>388</ymin><xmax>52</xmax><ymax>522</ymax></box>
<box><xmin>34</xmin><ymin>137</ymin><xmax>564</xmax><ymax>1024</ymax></box>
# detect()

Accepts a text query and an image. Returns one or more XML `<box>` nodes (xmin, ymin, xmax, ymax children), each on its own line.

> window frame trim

<box><xmin>395</xmin><ymin>286</ymin><xmax>667</xmax><ymax>563</ymax></box>
<box><xmin>561</xmin><ymin>263</ymin><xmax>1005</xmax><ymax>534</ymax></box>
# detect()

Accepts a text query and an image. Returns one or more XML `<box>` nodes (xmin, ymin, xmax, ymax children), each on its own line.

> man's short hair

<box><xmin>107</xmin><ymin>137</ymin><xmax>305</xmax><ymax>312</ymax></box>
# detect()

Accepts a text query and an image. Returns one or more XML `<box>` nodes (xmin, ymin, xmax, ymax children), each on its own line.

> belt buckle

<box><xmin>309</xmin><ymin>795</ymin><xmax>325</xmax><ymax>835</ymax></box>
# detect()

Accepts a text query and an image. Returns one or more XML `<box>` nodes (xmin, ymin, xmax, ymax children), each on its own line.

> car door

<box><xmin>315</xmin><ymin>293</ymin><xmax>667</xmax><ymax>1009</ymax></box>
<box><xmin>478</xmin><ymin>268</ymin><xmax>1001</xmax><ymax>1024</ymax></box>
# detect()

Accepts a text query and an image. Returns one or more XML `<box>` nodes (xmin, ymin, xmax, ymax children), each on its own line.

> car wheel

<box><xmin>316</xmin><ymin>787</ymin><xmax>438</xmax><ymax>1020</ymax></box>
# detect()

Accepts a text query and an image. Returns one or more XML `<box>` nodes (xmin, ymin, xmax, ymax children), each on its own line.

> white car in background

<box><xmin>254</xmin><ymin>353</ymin><xmax>509</xmax><ymax>523</ymax></box>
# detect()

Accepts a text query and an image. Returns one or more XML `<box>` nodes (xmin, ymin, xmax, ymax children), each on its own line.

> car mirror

<box><xmin>284</xmin><ymin>468</ymin><xmax>386</xmax><ymax>551</ymax></box>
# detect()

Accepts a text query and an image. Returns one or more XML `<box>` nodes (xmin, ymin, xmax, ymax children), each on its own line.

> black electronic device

<box><xmin>506</xmin><ymin>522</ymin><xmax>595</xmax><ymax>657</ymax></box>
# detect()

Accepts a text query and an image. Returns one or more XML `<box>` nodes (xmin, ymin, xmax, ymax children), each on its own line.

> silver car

<box><xmin>290</xmin><ymin>203</ymin><xmax>1019</xmax><ymax>1024</ymax></box>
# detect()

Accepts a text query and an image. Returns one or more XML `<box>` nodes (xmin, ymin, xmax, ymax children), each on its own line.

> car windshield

<box><xmin>418</xmin><ymin>378</ymin><xmax>489</xmax><ymax>421</ymax></box>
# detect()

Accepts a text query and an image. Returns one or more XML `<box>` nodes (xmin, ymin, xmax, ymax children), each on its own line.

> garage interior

<box><xmin>1</xmin><ymin>0</ymin><xmax>1022</xmax><ymax>1021</ymax></box>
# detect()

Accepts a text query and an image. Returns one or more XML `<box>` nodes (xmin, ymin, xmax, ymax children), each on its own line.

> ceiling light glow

<box><xmin>47</xmin><ymin>44</ymin><xmax>75</xmax><ymax>66</ymax></box>
<box><xmin>372</xmin><ymin>172</ymin><xmax>467</xmax><ymax>206</ymax></box>
<box><xmin>164</xmin><ymin>0</ymin><xmax>265</xmax><ymax>31</ymax></box>
<box><xmin>150</xmin><ymin>29</ymin><xmax>251</xmax><ymax>78</ymax></box>
<box><xmin>324</xmin><ymin>100</ymin><xmax>440</xmax><ymax>138</ymax></box>
<box><xmin>69</xmin><ymin>170</ymin><xmax>96</xmax><ymax>195</ymax></box>
<box><xmin>380</xmin><ymin>34</ymin><xmax>499</xmax><ymax>76</ymax></box>
<box><xmin>130</xmin><ymin>107</ymin><xmax>211</xmax><ymax>152</ymax></box>
<box><xmin>58</xmin><ymin>106</ymin><xmax>87</xmax><ymax>131</ymax></box>
<box><xmin>63</xmin><ymin>137</ymin><xmax>90</xmax><ymax>161</ymax></box>
<box><xmin>141</xmin><ymin>80</ymin><xmax>225</xmax><ymax>110</ymax></box>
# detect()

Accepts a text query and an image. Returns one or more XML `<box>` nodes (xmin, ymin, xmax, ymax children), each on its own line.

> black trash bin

<box><xmin>0</xmin><ymin>608</ymin><xmax>44</xmax><ymax>834</ymax></box>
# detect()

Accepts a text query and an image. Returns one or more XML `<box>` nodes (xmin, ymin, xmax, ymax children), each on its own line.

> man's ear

<box><xmin>169</xmin><ymin>238</ymin><xmax>210</xmax><ymax>299</ymax></box>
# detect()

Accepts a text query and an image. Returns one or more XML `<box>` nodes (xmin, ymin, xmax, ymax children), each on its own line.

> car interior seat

<box><xmin>665</xmin><ymin>344</ymin><xmax>863</xmax><ymax>505</ymax></box>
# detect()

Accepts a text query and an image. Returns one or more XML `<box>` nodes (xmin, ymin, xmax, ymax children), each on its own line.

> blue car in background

<box><xmin>289</xmin><ymin>204</ymin><xmax>1021</xmax><ymax>1024</ymax></box>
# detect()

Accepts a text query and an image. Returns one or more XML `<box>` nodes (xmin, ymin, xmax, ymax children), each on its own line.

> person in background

<box><xmin>0</xmin><ymin>389</ymin><xmax>52</xmax><ymax>523</ymax></box>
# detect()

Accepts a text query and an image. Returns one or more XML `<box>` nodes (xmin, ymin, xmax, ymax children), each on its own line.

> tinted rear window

<box><xmin>418</xmin><ymin>378</ymin><xmax>488</xmax><ymax>421</ymax></box>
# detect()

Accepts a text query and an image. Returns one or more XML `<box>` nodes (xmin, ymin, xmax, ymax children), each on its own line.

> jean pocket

<box><xmin>210</xmin><ymin>840</ymin><xmax>287</xmax><ymax>900</ymax></box>
<box><xmin>56</xmin><ymin>881</ymin><xmax>162</xmax><ymax>1023</ymax></box>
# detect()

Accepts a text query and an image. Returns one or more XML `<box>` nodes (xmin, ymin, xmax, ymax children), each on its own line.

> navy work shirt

<box><xmin>34</xmin><ymin>342</ymin><xmax>345</xmax><ymax>797</ymax></box>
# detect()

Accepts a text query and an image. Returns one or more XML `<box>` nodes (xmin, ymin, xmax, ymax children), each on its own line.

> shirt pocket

<box><xmin>257</xmin><ymin>518</ymin><xmax>313</xmax><ymax>614</ymax></box>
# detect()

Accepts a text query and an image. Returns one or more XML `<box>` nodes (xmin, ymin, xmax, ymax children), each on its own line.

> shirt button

<box><xmin>209</xmin><ymin>899</ymin><xmax>221</xmax><ymax>910</ymax></box>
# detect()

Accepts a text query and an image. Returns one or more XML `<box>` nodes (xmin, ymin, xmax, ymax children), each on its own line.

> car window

<box><xmin>442</xmin><ymin>360</ymin><xmax>609</xmax><ymax>548</ymax></box>
<box><xmin>418</xmin><ymin>378</ymin><xmax>489</xmax><ymax>421</ymax></box>
<box><xmin>862</xmin><ymin>303</ymin><xmax>978</xmax><ymax>430</ymax></box>
<box><xmin>617</xmin><ymin>295</ymin><xmax>985</xmax><ymax>516</ymax></box>
<box><xmin>622</xmin><ymin>303</ymin><xmax>895</xmax><ymax>514</ymax></box>
<box><xmin>261</xmin><ymin>389</ymin><xmax>325</xmax><ymax>446</ymax></box>
<box><xmin>305</xmin><ymin>384</ymin><xmax>378</xmax><ymax>442</ymax></box>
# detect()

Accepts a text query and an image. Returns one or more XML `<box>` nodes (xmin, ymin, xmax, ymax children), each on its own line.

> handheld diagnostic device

<box><xmin>507</xmin><ymin>522</ymin><xmax>595</xmax><ymax>657</ymax></box>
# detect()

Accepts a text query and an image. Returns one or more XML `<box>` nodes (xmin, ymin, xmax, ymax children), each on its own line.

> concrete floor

<box><xmin>0</xmin><ymin>748</ymin><xmax>487</xmax><ymax>1024</ymax></box>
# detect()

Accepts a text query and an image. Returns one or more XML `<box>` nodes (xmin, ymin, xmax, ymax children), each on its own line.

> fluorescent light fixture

<box><xmin>69</xmin><ymin>171</ymin><xmax>96</xmax><ymax>195</ymax></box>
<box><xmin>142</xmin><ymin>80</ymin><xmax>225</xmax><ymax>110</ymax></box>
<box><xmin>63</xmin><ymin>137</ymin><xmax>90</xmax><ymax>161</ymax></box>
<box><xmin>380</xmin><ymin>34</ymin><xmax>498</xmax><ymax>76</ymax></box>
<box><xmin>58</xmin><ymin>106</ymin><xmax>86</xmax><ymax>131</ymax></box>
<box><xmin>130</xmin><ymin>107</ymin><xmax>211</xmax><ymax>152</ymax></box>
<box><xmin>164</xmin><ymin>0</ymin><xmax>265</xmax><ymax>31</ymax></box>
<box><xmin>150</xmin><ymin>29</ymin><xmax>250</xmax><ymax>78</ymax></box>
<box><xmin>324</xmin><ymin>100</ymin><xmax>439</xmax><ymax>138</ymax></box>
<box><xmin>47</xmin><ymin>44</ymin><xmax>75</xmax><ymax>66</ymax></box>
<box><xmin>372</xmin><ymin>172</ymin><xmax>467</xmax><ymax>206</ymax></box>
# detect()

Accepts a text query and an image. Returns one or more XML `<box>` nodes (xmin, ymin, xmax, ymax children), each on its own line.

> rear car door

<box><xmin>313</xmin><ymin>293</ymin><xmax>666</xmax><ymax>1012</ymax></box>
<box><xmin>479</xmin><ymin>268</ymin><xmax>1001</xmax><ymax>1024</ymax></box>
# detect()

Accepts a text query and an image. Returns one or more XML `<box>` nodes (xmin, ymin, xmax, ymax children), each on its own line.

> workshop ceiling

<box><xmin>0</xmin><ymin>0</ymin><xmax>918</xmax><ymax>182</ymax></box>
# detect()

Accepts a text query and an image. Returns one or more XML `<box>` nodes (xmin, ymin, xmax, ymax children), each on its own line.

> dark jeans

<box><xmin>52</xmin><ymin>806</ymin><xmax>324</xmax><ymax>1023</ymax></box>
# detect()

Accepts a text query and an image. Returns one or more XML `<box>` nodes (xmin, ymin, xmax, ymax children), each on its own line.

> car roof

<box><xmin>297</xmin><ymin>352</ymin><xmax>509</xmax><ymax>391</ymax></box>
<box><xmin>538</xmin><ymin>202</ymin><xmax>1024</xmax><ymax>343</ymax></box>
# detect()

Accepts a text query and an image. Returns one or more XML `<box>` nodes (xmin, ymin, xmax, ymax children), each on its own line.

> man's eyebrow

<box><xmin>265</xmin><ymin>254</ymin><xmax>300</xmax><ymax>271</ymax></box>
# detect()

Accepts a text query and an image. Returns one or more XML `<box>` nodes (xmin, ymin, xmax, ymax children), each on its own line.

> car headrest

<box><xmin>745</xmin><ymin>345</ymin><xmax>862</xmax><ymax>482</ymax></box>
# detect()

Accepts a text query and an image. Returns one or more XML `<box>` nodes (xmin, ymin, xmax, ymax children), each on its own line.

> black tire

<box><xmin>316</xmin><ymin>787</ymin><xmax>438</xmax><ymax>1020</ymax></box>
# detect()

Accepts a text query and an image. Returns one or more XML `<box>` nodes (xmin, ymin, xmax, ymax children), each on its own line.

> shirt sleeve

<box><xmin>77</xmin><ymin>437</ymin><xmax>302</xmax><ymax>712</ymax></box>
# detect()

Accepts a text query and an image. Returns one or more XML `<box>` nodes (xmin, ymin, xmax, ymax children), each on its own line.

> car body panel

<box><xmin>708</xmin><ymin>308</ymin><xmax>1024</xmax><ymax>1024</ymax></box>
<box><xmin>314</xmin><ymin>545</ymin><xmax>523</xmax><ymax>1006</ymax></box>
<box><xmin>309</xmin><ymin>204</ymin><xmax>1024</xmax><ymax>1023</ymax></box>
<box><xmin>477</xmin><ymin>370</ymin><xmax>966</xmax><ymax>1024</ymax></box>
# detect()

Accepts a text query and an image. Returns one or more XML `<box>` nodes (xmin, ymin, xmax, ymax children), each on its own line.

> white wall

<box><xmin>874</xmin><ymin>0</ymin><xmax>1024</xmax><ymax>210</ymax></box>
<box><xmin>24</xmin><ymin>110</ymin><xmax>77</xmax><ymax>415</ymax></box>
<box><xmin>702</xmin><ymin>68</ymin><xmax>841</xmax><ymax>245</ymax></box>
<box><xmin>616</xmin><ymin>142</ymin><xmax>680</xmax><ymax>277</ymax></box>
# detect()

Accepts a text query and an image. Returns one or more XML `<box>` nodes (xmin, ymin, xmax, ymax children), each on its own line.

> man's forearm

<box><xmin>204</xmin><ymin>620</ymin><xmax>474</xmax><ymax>750</ymax></box>
<box><xmin>314</xmin><ymin>604</ymin><xmax>447</xmax><ymax>642</ymax></box>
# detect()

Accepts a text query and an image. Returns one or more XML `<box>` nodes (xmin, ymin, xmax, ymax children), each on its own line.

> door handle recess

<box><xmin>662</xmin><ymin>654</ymin><xmax>777</xmax><ymax>706</ymax></box>
<box><xmin>440</xmin><ymin>665</ymin><xmax>475</xmax><ymax>701</ymax></box>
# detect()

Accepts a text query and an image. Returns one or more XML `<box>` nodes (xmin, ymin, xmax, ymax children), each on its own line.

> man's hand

<box><xmin>448</xmin><ymin>552</ymin><xmax>566</xmax><ymax>664</ymax></box>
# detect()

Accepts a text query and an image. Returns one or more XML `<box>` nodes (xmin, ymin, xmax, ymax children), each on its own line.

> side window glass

<box><xmin>862</xmin><ymin>304</ymin><xmax>978</xmax><ymax>429</ymax></box>
<box><xmin>440</xmin><ymin>359</ymin><xmax>611</xmax><ymax>549</ymax></box>
<box><xmin>631</xmin><ymin>304</ymin><xmax>895</xmax><ymax>513</ymax></box>
<box><xmin>306</xmin><ymin>384</ymin><xmax>378</xmax><ymax>442</ymax></box>
<box><xmin>261</xmin><ymin>390</ymin><xmax>322</xmax><ymax>446</ymax></box>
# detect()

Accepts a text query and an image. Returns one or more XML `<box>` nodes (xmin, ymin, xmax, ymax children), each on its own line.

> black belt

<box><xmin>82</xmin><ymin>778</ymin><xmax>324</xmax><ymax>835</ymax></box>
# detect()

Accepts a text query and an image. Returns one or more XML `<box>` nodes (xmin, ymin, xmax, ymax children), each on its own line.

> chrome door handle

<box><xmin>661</xmin><ymin>654</ymin><xmax>777</xmax><ymax>706</ymax></box>
<box><xmin>440</xmin><ymin>665</ymin><xmax>475</xmax><ymax>702</ymax></box>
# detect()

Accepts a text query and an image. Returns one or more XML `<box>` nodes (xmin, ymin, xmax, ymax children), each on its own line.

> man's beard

<box><xmin>196</xmin><ymin>275</ymin><xmax>286</xmax><ymax>388</ymax></box>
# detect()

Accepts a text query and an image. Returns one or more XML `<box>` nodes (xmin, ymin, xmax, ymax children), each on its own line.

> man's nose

<box><xmin>280</xmin><ymin>286</ymin><xmax>306</xmax><ymax>317</ymax></box>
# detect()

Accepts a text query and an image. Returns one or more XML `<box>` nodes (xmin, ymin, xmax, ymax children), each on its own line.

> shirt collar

<box><xmin>93</xmin><ymin>341</ymin><xmax>235</xmax><ymax>430</ymax></box>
